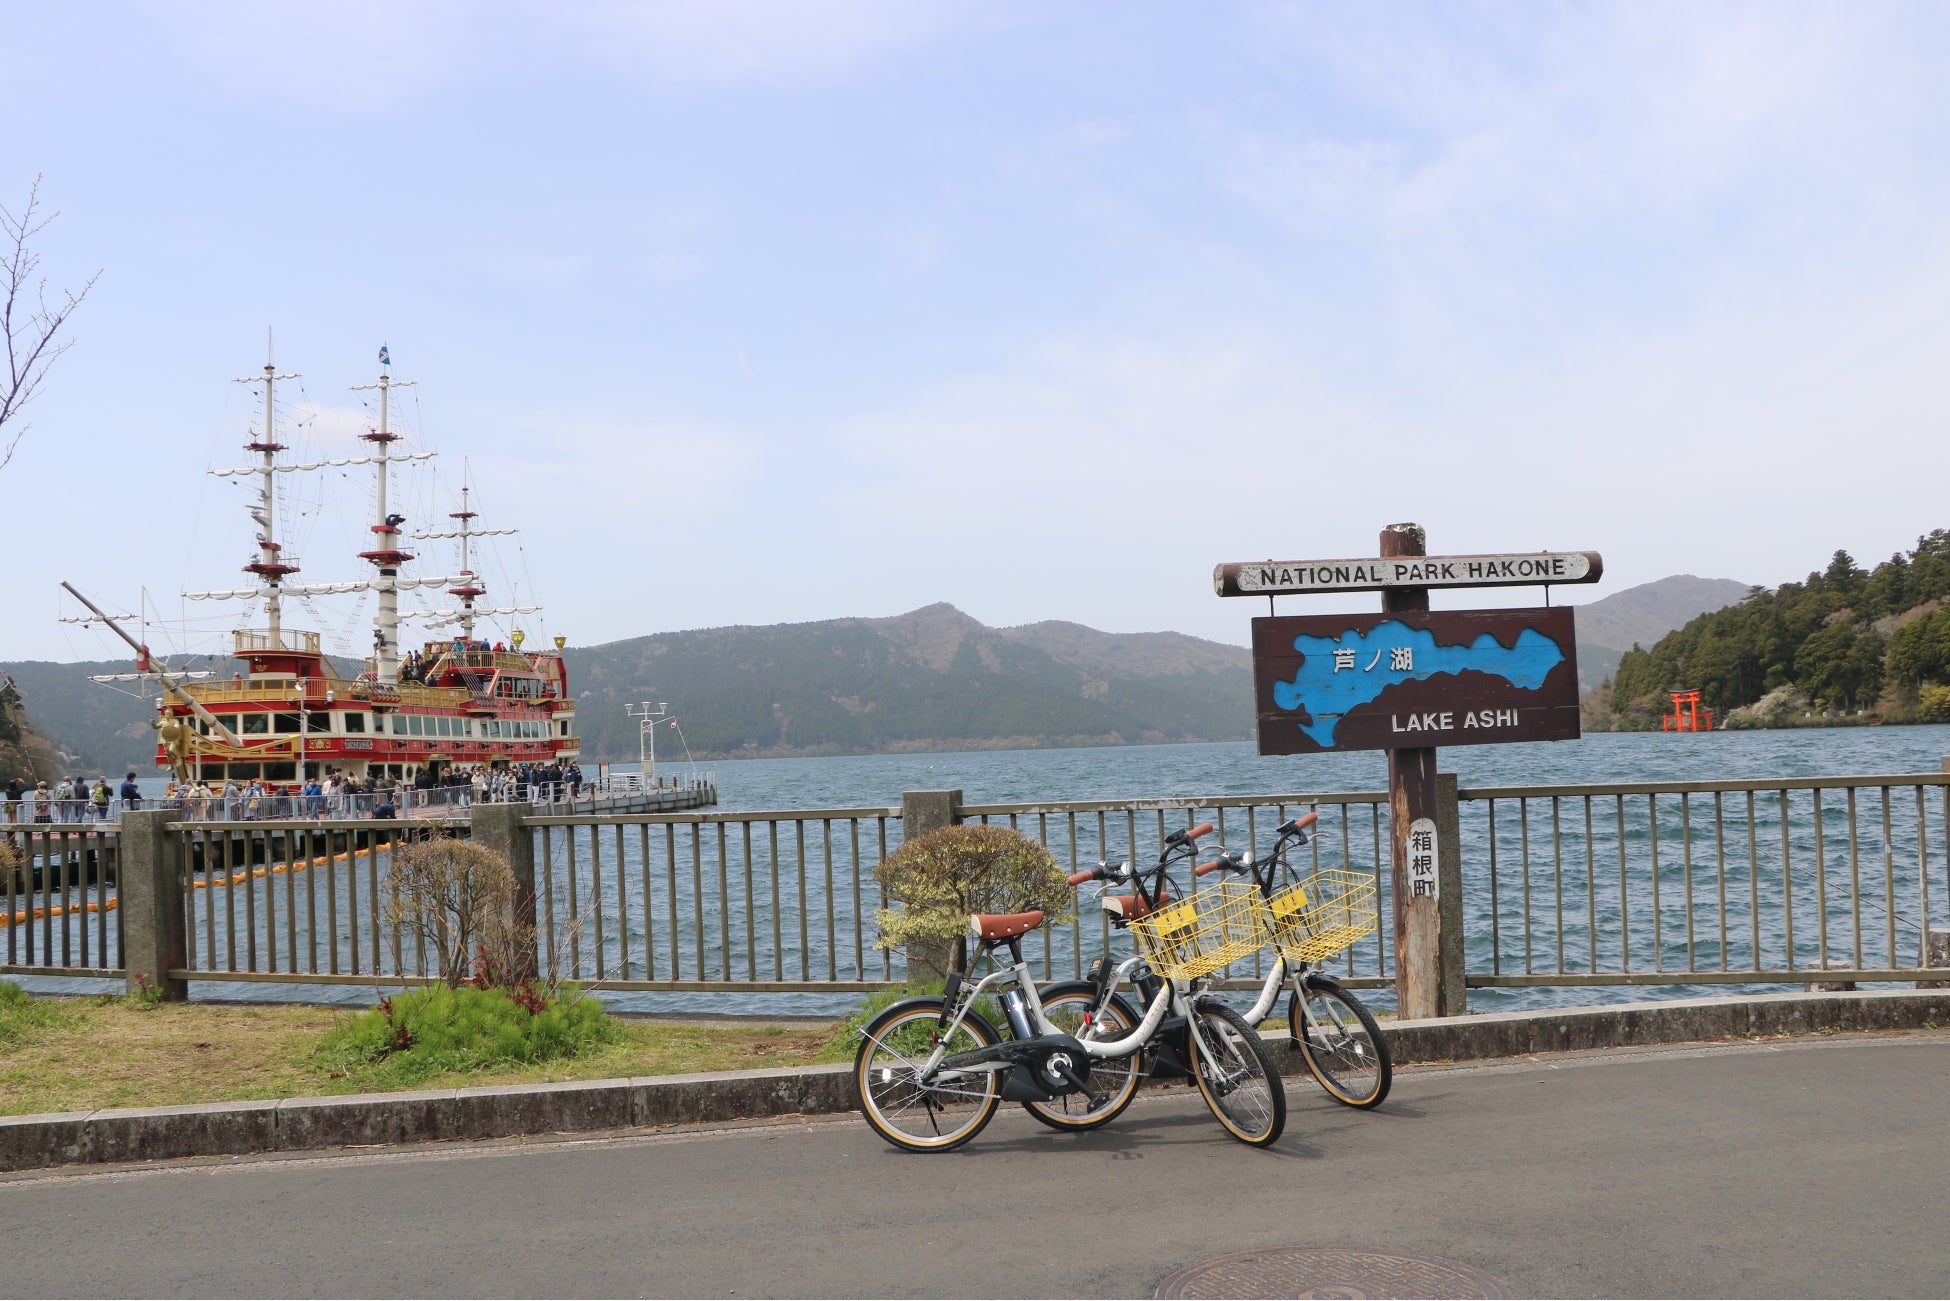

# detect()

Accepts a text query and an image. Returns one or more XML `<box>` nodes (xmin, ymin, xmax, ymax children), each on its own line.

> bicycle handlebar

<box><xmin>1068</xmin><ymin>860</ymin><xmax>1132</xmax><ymax>887</ymax></box>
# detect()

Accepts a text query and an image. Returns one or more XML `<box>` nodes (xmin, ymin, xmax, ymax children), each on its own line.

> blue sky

<box><xmin>6</xmin><ymin>2</ymin><xmax>1950</xmax><ymax>664</ymax></box>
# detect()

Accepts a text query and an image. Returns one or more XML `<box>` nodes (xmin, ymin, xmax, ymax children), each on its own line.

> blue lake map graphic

<box><xmin>1271</xmin><ymin>620</ymin><xmax>1565</xmax><ymax>747</ymax></box>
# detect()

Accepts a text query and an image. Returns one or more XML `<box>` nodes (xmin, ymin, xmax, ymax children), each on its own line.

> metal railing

<box><xmin>178</xmin><ymin>819</ymin><xmax>449</xmax><ymax>985</ymax></box>
<box><xmin>1461</xmin><ymin>773</ymin><xmax>1950</xmax><ymax>989</ymax></box>
<box><xmin>1</xmin><ymin>777</ymin><xmax>716</xmax><ymax>830</ymax></box>
<box><xmin>1</xmin><ymin>825</ymin><xmax>120</xmax><ymax>978</ymax></box>
<box><xmin>962</xmin><ymin>793</ymin><xmax>1395</xmax><ymax>992</ymax></box>
<box><xmin>526</xmin><ymin>807</ymin><xmax>901</xmax><ymax>991</ymax></box>
<box><xmin>9</xmin><ymin>768</ymin><xmax>1946</xmax><ymax>1004</ymax></box>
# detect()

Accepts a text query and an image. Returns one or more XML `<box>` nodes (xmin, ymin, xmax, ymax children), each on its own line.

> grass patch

<box><xmin>0</xmin><ymin>980</ymin><xmax>82</xmax><ymax>1047</ymax></box>
<box><xmin>316</xmin><ymin>986</ymin><xmax>621</xmax><ymax>1090</ymax></box>
<box><xmin>0</xmin><ymin>989</ymin><xmax>839</xmax><ymax>1117</ymax></box>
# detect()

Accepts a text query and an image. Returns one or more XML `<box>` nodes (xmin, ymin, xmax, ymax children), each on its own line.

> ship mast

<box><xmin>349</xmin><ymin>353</ymin><xmax>416</xmax><ymax>685</ymax></box>
<box><xmin>411</xmin><ymin>480</ymin><xmax>525</xmax><ymax>643</ymax></box>
<box><xmin>446</xmin><ymin>486</ymin><xmax>485</xmax><ymax>642</ymax></box>
<box><xmin>232</xmin><ymin>361</ymin><xmax>301</xmax><ymax>644</ymax></box>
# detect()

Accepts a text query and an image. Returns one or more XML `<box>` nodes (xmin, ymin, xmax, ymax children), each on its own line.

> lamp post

<box><xmin>625</xmin><ymin>701</ymin><xmax>671</xmax><ymax>787</ymax></box>
<box><xmin>293</xmin><ymin>686</ymin><xmax>309</xmax><ymax>809</ymax></box>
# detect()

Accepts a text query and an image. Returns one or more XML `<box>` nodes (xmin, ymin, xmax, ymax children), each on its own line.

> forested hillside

<box><xmin>0</xmin><ymin>677</ymin><xmax>62</xmax><ymax>782</ymax></box>
<box><xmin>564</xmin><ymin>603</ymin><xmax>1253</xmax><ymax>760</ymax></box>
<box><xmin>1599</xmin><ymin>531</ymin><xmax>1950</xmax><ymax>729</ymax></box>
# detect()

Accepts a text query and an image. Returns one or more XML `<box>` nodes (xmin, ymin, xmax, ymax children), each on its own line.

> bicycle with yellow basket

<box><xmin>852</xmin><ymin>821</ymin><xmax>1288</xmax><ymax>1151</ymax></box>
<box><xmin>1192</xmin><ymin>812</ymin><xmax>1393</xmax><ymax>1107</ymax></box>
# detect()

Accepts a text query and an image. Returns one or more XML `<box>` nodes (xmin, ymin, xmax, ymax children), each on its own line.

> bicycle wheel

<box><xmin>1022</xmin><ymin>982</ymin><xmax>1144</xmax><ymax>1132</ymax></box>
<box><xmin>1288</xmin><ymin>975</ymin><xmax>1392</xmax><ymax>1108</ymax></box>
<box><xmin>1187</xmin><ymin>998</ymin><xmax>1285</xmax><ymax>1147</ymax></box>
<box><xmin>854</xmin><ymin>999</ymin><xmax>1002</xmax><ymax>1153</ymax></box>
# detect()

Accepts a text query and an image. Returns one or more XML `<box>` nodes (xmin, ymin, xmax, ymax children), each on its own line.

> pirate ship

<box><xmin>65</xmin><ymin>354</ymin><xmax>617</xmax><ymax>794</ymax></box>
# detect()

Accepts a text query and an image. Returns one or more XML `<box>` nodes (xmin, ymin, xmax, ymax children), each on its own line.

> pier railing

<box><xmin>8</xmin><ymin>765</ymin><xmax>1949</xmax><ymax>1006</ymax></box>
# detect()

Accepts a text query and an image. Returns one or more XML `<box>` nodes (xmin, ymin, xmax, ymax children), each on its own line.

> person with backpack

<box><xmin>92</xmin><ymin>778</ymin><xmax>111</xmax><ymax>822</ymax></box>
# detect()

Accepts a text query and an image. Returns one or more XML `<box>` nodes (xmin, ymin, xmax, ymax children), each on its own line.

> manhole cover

<box><xmin>1155</xmin><ymin>1246</ymin><xmax>1512</xmax><ymax>1299</ymax></box>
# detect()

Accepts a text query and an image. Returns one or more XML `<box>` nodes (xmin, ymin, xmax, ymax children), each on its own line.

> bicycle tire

<box><xmin>854</xmin><ymin>999</ymin><xmax>1002</xmax><ymax>1152</ymax></box>
<box><xmin>1187</xmin><ymin>998</ymin><xmax>1285</xmax><ymax>1147</ymax></box>
<box><xmin>1022</xmin><ymin>982</ymin><xmax>1144</xmax><ymax>1132</ymax></box>
<box><xmin>1288</xmin><ymin>974</ymin><xmax>1392</xmax><ymax>1108</ymax></box>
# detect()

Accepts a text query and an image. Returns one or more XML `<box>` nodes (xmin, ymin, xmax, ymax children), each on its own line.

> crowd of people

<box><xmin>3</xmin><ymin>759</ymin><xmax>592</xmax><ymax>824</ymax></box>
<box><xmin>1</xmin><ymin>773</ymin><xmax>135</xmax><ymax>824</ymax></box>
<box><xmin>397</xmin><ymin>639</ymin><xmax>511</xmax><ymax>685</ymax></box>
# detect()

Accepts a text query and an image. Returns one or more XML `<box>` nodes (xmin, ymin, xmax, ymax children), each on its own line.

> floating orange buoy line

<box><xmin>3</xmin><ymin>842</ymin><xmax>385</xmax><ymax>928</ymax></box>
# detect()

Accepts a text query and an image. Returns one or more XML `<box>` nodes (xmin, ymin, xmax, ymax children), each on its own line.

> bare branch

<box><xmin>0</xmin><ymin>175</ymin><xmax>100</xmax><ymax>472</ymax></box>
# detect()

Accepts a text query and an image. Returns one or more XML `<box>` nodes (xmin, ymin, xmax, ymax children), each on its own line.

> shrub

<box><xmin>385</xmin><ymin>838</ymin><xmax>534</xmax><ymax>988</ymax></box>
<box><xmin>1919</xmin><ymin>683</ymin><xmax>1950</xmax><ymax>723</ymax></box>
<box><xmin>316</xmin><ymin>984</ymin><xmax>618</xmax><ymax>1087</ymax></box>
<box><xmin>872</xmin><ymin>824</ymin><xmax>1074</xmax><ymax>959</ymax></box>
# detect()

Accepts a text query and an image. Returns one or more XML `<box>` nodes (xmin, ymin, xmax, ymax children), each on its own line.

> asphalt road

<box><xmin>3</xmin><ymin>1031</ymin><xmax>1946</xmax><ymax>1298</ymax></box>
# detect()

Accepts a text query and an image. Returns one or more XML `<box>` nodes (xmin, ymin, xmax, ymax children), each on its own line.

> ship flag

<box><xmin>378</xmin><ymin>344</ymin><xmax>390</xmax><ymax>367</ymax></box>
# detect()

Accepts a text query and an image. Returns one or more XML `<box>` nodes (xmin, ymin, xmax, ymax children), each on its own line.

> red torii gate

<box><xmin>1663</xmin><ymin>689</ymin><xmax>1713</xmax><ymax>731</ymax></box>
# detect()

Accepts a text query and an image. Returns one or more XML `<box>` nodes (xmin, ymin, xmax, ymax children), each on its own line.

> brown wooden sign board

<box><xmin>1252</xmin><ymin>607</ymin><xmax>1580</xmax><ymax>755</ymax></box>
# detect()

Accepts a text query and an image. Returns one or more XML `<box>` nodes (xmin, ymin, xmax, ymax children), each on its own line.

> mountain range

<box><xmin>2</xmin><ymin>575</ymin><xmax>1750</xmax><ymax>772</ymax></box>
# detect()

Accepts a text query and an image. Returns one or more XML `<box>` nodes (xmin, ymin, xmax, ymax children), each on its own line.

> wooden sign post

<box><xmin>1380</xmin><ymin>524</ymin><xmax>1447</xmax><ymax>1019</ymax></box>
<box><xmin>1215</xmin><ymin>524</ymin><xmax>1600</xmax><ymax>1019</ymax></box>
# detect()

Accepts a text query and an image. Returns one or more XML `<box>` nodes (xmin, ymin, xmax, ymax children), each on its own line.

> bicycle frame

<box><xmin>858</xmin><ymin>940</ymin><xmax>1198</xmax><ymax>1091</ymax></box>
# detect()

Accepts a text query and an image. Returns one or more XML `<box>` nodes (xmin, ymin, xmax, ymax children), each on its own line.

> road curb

<box><xmin>5</xmin><ymin>989</ymin><xmax>1947</xmax><ymax>1172</ymax></box>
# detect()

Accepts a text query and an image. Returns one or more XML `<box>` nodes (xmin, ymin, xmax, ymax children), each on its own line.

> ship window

<box><xmin>274</xmin><ymin>712</ymin><xmax>301</xmax><ymax>735</ymax></box>
<box><xmin>342</xmin><ymin>712</ymin><xmax>365</xmax><ymax>734</ymax></box>
<box><xmin>241</xmin><ymin>713</ymin><xmax>269</xmax><ymax>735</ymax></box>
<box><xmin>226</xmin><ymin>763</ymin><xmax>261</xmax><ymax>780</ymax></box>
<box><xmin>307</xmin><ymin>712</ymin><xmax>329</xmax><ymax>733</ymax></box>
<box><xmin>438</xmin><ymin>717</ymin><xmax>452</xmax><ymax>737</ymax></box>
<box><xmin>409</xmin><ymin>715</ymin><xmax>424</xmax><ymax>736</ymax></box>
<box><xmin>393</xmin><ymin>715</ymin><xmax>408</xmax><ymax>736</ymax></box>
<box><xmin>265</xmin><ymin>762</ymin><xmax>295</xmax><ymax>781</ymax></box>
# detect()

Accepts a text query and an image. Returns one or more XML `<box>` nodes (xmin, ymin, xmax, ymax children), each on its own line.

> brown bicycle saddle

<box><xmin>968</xmin><ymin>910</ymin><xmax>1046</xmax><ymax>941</ymax></box>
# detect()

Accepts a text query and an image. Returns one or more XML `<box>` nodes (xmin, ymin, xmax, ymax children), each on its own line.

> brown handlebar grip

<box><xmin>1193</xmin><ymin>860</ymin><xmax>1221</xmax><ymax>877</ymax></box>
<box><xmin>1067</xmin><ymin>870</ymin><xmax>1095</xmax><ymax>887</ymax></box>
<box><xmin>1186</xmin><ymin>821</ymin><xmax>1215</xmax><ymax>840</ymax></box>
<box><xmin>1296</xmin><ymin>811</ymin><xmax>1319</xmax><ymax>830</ymax></box>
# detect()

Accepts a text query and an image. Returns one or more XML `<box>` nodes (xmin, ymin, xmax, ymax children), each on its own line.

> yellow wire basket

<box><xmin>1263</xmin><ymin>868</ymin><xmax>1379</xmax><ymax>963</ymax></box>
<box><xmin>1126</xmin><ymin>880</ymin><xmax>1267</xmax><ymax>981</ymax></box>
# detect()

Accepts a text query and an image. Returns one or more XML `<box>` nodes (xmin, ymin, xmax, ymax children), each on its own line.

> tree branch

<box><xmin>0</xmin><ymin>175</ymin><xmax>100</xmax><ymax>472</ymax></box>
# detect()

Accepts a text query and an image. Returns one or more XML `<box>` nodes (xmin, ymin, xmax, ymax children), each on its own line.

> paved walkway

<box><xmin>2</xmin><ymin>1030</ymin><xmax>1944</xmax><ymax>1298</ymax></box>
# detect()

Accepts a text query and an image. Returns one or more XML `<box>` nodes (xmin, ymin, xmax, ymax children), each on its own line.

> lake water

<box><xmin>20</xmin><ymin>725</ymin><xmax>1950</xmax><ymax>1019</ymax></box>
<box><xmin>696</xmin><ymin>725</ymin><xmax>1950</xmax><ymax>812</ymax></box>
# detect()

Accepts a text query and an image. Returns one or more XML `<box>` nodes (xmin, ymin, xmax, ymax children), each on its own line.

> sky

<box><xmin>5</xmin><ymin>2</ymin><xmax>1950</xmax><ymax>666</ymax></box>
